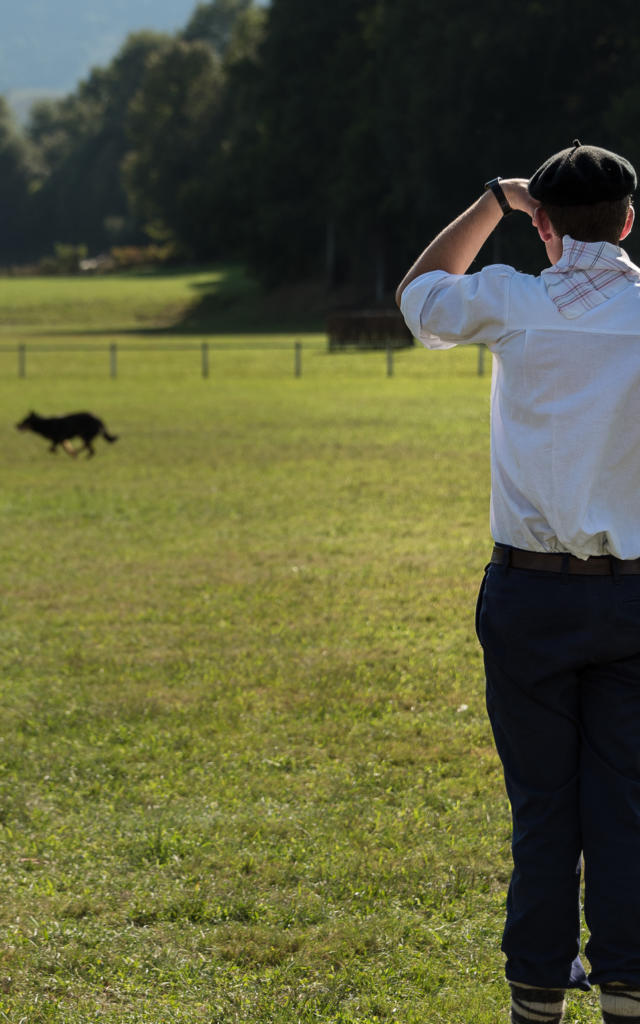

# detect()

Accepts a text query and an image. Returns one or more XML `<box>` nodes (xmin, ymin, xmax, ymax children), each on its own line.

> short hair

<box><xmin>543</xmin><ymin>196</ymin><xmax>632</xmax><ymax>245</ymax></box>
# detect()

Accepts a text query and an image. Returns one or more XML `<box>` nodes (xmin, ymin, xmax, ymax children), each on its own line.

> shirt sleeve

<box><xmin>399</xmin><ymin>265</ymin><xmax>514</xmax><ymax>349</ymax></box>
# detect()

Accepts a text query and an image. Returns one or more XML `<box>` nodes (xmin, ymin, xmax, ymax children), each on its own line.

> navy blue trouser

<box><xmin>476</xmin><ymin>553</ymin><xmax>640</xmax><ymax>990</ymax></box>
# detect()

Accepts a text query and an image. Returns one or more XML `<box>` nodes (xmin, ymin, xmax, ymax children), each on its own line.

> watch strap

<box><xmin>484</xmin><ymin>177</ymin><xmax>513</xmax><ymax>216</ymax></box>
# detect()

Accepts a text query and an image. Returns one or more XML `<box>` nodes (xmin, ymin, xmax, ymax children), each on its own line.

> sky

<box><xmin>3</xmin><ymin>0</ymin><xmax>267</xmax><ymax>116</ymax></box>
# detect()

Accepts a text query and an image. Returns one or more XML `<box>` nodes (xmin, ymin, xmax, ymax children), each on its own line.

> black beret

<box><xmin>528</xmin><ymin>139</ymin><xmax>637</xmax><ymax>206</ymax></box>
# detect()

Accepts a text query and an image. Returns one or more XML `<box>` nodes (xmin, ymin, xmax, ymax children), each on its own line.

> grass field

<box><xmin>0</xmin><ymin>270</ymin><xmax>601</xmax><ymax>1022</ymax></box>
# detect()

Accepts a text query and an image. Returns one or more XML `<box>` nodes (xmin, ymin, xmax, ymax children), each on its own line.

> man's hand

<box><xmin>499</xmin><ymin>178</ymin><xmax>540</xmax><ymax>219</ymax></box>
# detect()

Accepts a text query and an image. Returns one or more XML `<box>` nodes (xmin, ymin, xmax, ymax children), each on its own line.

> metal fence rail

<box><xmin>0</xmin><ymin>340</ymin><xmax>487</xmax><ymax>379</ymax></box>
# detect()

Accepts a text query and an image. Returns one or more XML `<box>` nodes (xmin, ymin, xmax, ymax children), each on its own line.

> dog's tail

<box><xmin>101</xmin><ymin>426</ymin><xmax>118</xmax><ymax>444</ymax></box>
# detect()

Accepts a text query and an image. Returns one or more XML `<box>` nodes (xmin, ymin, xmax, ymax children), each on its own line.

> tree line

<box><xmin>2</xmin><ymin>0</ymin><xmax>640</xmax><ymax>298</ymax></box>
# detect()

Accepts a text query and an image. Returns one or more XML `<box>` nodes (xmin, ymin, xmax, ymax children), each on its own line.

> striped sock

<box><xmin>510</xmin><ymin>983</ymin><xmax>566</xmax><ymax>1024</ymax></box>
<box><xmin>600</xmin><ymin>984</ymin><xmax>640</xmax><ymax>1023</ymax></box>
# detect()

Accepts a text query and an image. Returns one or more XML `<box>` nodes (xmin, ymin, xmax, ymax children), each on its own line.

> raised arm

<box><xmin>395</xmin><ymin>178</ymin><xmax>540</xmax><ymax>306</ymax></box>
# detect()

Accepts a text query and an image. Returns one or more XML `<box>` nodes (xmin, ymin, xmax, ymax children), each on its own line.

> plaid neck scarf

<box><xmin>541</xmin><ymin>236</ymin><xmax>640</xmax><ymax>319</ymax></box>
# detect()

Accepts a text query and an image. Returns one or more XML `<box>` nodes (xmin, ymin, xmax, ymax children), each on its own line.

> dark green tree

<box><xmin>27</xmin><ymin>31</ymin><xmax>172</xmax><ymax>255</ymax></box>
<box><xmin>123</xmin><ymin>3</ymin><xmax>266</xmax><ymax>259</ymax></box>
<box><xmin>182</xmin><ymin>0</ymin><xmax>254</xmax><ymax>55</ymax></box>
<box><xmin>207</xmin><ymin>2</ymin><xmax>267</xmax><ymax>257</ymax></box>
<box><xmin>235</xmin><ymin>0</ymin><xmax>376</xmax><ymax>286</ymax></box>
<box><xmin>123</xmin><ymin>40</ymin><xmax>226</xmax><ymax>259</ymax></box>
<box><xmin>0</xmin><ymin>97</ymin><xmax>38</xmax><ymax>262</ymax></box>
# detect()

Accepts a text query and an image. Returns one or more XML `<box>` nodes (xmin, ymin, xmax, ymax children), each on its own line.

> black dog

<box><xmin>16</xmin><ymin>411</ymin><xmax>119</xmax><ymax>458</ymax></box>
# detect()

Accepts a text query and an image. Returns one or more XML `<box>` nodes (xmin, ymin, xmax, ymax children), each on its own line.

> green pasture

<box><xmin>0</xmin><ymin>271</ymin><xmax>600</xmax><ymax>1022</ymax></box>
<box><xmin>0</xmin><ymin>269</ymin><xmax>210</xmax><ymax>329</ymax></box>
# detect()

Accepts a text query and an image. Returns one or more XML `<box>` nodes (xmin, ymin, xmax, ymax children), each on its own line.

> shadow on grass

<box><xmin>173</xmin><ymin>266</ymin><xmax>329</xmax><ymax>335</ymax></box>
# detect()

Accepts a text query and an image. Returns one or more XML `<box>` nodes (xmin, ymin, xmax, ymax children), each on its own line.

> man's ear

<box><xmin>620</xmin><ymin>204</ymin><xmax>635</xmax><ymax>241</ymax></box>
<box><xmin>532</xmin><ymin>207</ymin><xmax>556</xmax><ymax>243</ymax></box>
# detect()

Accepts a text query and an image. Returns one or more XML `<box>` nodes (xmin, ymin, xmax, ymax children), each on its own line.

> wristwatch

<box><xmin>484</xmin><ymin>177</ymin><xmax>513</xmax><ymax>216</ymax></box>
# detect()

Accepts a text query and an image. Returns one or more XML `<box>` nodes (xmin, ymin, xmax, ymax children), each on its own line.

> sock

<box><xmin>600</xmin><ymin>984</ymin><xmax>640</xmax><ymax>1023</ymax></box>
<box><xmin>510</xmin><ymin>983</ymin><xmax>566</xmax><ymax>1024</ymax></box>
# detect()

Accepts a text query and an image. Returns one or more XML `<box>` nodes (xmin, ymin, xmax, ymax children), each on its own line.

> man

<box><xmin>396</xmin><ymin>141</ymin><xmax>640</xmax><ymax>1024</ymax></box>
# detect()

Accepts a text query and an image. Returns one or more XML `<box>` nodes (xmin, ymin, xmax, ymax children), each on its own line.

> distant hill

<box><xmin>1</xmin><ymin>0</ymin><xmax>218</xmax><ymax>97</ymax></box>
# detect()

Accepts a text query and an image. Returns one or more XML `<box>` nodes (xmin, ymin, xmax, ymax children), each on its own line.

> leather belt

<box><xmin>491</xmin><ymin>545</ymin><xmax>640</xmax><ymax>575</ymax></box>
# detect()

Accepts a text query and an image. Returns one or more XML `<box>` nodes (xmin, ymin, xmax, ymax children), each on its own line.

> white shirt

<box><xmin>400</xmin><ymin>238</ymin><xmax>640</xmax><ymax>559</ymax></box>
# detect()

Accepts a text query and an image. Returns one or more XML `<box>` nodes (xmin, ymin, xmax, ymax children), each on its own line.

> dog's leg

<box><xmin>78</xmin><ymin>439</ymin><xmax>94</xmax><ymax>457</ymax></box>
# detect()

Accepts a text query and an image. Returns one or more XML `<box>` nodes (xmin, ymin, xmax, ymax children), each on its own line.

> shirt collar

<box><xmin>541</xmin><ymin>235</ymin><xmax>640</xmax><ymax>319</ymax></box>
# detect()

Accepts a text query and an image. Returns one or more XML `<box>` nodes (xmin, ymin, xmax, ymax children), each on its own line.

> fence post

<box><xmin>110</xmin><ymin>342</ymin><xmax>117</xmax><ymax>379</ymax></box>
<box><xmin>201</xmin><ymin>341</ymin><xmax>209</xmax><ymax>379</ymax></box>
<box><xmin>294</xmin><ymin>340</ymin><xmax>302</xmax><ymax>378</ymax></box>
<box><xmin>386</xmin><ymin>341</ymin><xmax>394</xmax><ymax>378</ymax></box>
<box><xmin>477</xmin><ymin>344</ymin><xmax>485</xmax><ymax>377</ymax></box>
<box><xmin>18</xmin><ymin>344</ymin><xmax>26</xmax><ymax>379</ymax></box>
